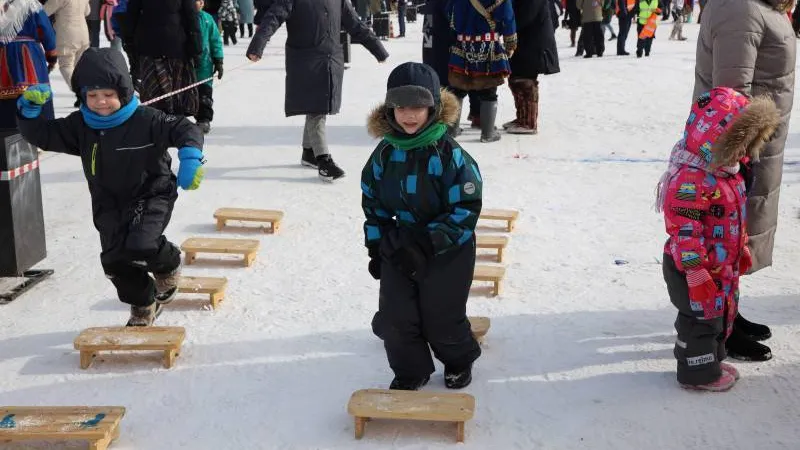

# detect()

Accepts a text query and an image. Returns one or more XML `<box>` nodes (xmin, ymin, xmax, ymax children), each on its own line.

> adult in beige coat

<box><xmin>693</xmin><ymin>0</ymin><xmax>795</xmax><ymax>362</ymax></box>
<box><xmin>44</xmin><ymin>0</ymin><xmax>91</xmax><ymax>85</ymax></box>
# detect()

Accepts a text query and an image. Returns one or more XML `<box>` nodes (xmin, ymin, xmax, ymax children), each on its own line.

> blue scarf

<box><xmin>80</xmin><ymin>96</ymin><xmax>140</xmax><ymax>130</ymax></box>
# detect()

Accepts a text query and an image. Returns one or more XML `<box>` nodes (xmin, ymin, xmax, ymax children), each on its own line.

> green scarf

<box><xmin>383</xmin><ymin>123</ymin><xmax>448</xmax><ymax>149</ymax></box>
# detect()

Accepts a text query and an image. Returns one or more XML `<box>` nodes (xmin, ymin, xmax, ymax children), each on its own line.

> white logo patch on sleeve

<box><xmin>686</xmin><ymin>353</ymin><xmax>715</xmax><ymax>366</ymax></box>
<box><xmin>463</xmin><ymin>182</ymin><xmax>475</xmax><ymax>195</ymax></box>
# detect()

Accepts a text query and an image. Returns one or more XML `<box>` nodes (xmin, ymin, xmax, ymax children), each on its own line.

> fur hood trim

<box><xmin>713</xmin><ymin>96</ymin><xmax>781</xmax><ymax>167</ymax></box>
<box><xmin>367</xmin><ymin>88</ymin><xmax>460</xmax><ymax>139</ymax></box>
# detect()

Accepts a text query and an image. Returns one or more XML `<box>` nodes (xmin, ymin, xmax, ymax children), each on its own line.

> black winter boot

<box><xmin>444</xmin><ymin>364</ymin><xmax>473</xmax><ymax>389</ymax></box>
<box><xmin>317</xmin><ymin>155</ymin><xmax>345</xmax><ymax>182</ymax></box>
<box><xmin>390</xmin><ymin>375</ymin><xmax>430</xmax><ymax>391</ymax></box>
<box><xmin>301</xmin><ymin>148</ymin><xmax>317</xmax><ymax>168</ymax></box>
<box><xmin>734</xmin><ymin>313</ymin><xmax>772</xmax><ymax>341</ymax></box>
<box><xmin>126</xmin><ymin>302</ymin><xmax>163</xmax><ymax>327</ymax></box>
<box><xmin>726</xmin><ymin>327</ymin><xmax>772</xmax><ymax>362</ymax></box>
<box><xmin>479</xmin><ymin>101</ymin><xmax>501</xmax><ymax>143</ymax></box>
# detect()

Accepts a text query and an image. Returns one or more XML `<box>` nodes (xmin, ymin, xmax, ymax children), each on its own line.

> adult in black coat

<box><xmin>504</xmin><ymin>0</ymin><xmax>560</xmax><ymax>134</ymax></box>
<box><xmin>126</xmin><ymin>0</ymin><xmax>202</xmax><ymax>116</ymax></box>
<box><xmin>246</xmin><ymin>0</ymin><xmax>388</xmax><ymax>182</ymax></box>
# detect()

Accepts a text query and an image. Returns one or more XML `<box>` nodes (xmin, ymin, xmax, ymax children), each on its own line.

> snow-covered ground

<box><xmin>2</xmin><ymin>17</ymin><xmax>800</xmax><ymax>450</ymax></box>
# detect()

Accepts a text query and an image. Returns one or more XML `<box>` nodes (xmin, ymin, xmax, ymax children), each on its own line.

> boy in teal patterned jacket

<box><xmin>361</xmin><ymin>62</ymin><xmax>482</xmax><ymax>391</ymax></box>
<box><xmin>194</xmin><ymin>0</ymin><xmax>224</xmax><ymax>133</ymax></box>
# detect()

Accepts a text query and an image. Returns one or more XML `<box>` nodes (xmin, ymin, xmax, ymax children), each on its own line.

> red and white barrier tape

<box><xmin>0</xmin><ymin>159</ymin><xmax>39</xmax><ymax>181</ymax></box>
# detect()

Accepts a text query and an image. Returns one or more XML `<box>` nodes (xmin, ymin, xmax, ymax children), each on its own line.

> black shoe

<box><xmin>390</xmin><ymin>375</ymin><xmax>430</xmax><ymax>390</ymax></box>
<box><xmin>636</xmin><ymin>49</ymin><xmax>643</xmax><ymax>58</ymax></box>
<box><xmin>444</xmin><ymin>364</ymin><xmax>473</xmax><ymax>389</ymax></box>
<box><xmin>645</xmin><ymin>51</ymin><xmax>651</xmax><ymax>57</ymax></box>
<box><xmin>609</xmin><ymin>35</ymin><xmax>617</xmax><ymax>41</ymax></box>
<box><xmin>301</xmin><ymin>148</ymin><xmax>317</xmax><ymax>168</ymax></box>
<box><xmin>197</xmin><ymin>121</ymin><xmax>211</xmax><ymax>134</ymax></box>
<box><xmin>726</xmin><ymin>327</ymin><xmax>772</xmax><ymax>362</ymax></box>
<box><xmin>583</xmin><ymin>54</ymin><xmax>593</xmax><ymax>58</ymax></box>
<box><xmin>617</xmin><ymin>51</ymin><xmax>630</xmax><ymax>56</ymax></box>
<box><xmin>735</xmin><ymin>313</ymin><xmax>772</xmax><ymax>341</ymax></box>
<box><xmin>317</xmin><ymin>155</ymin><xmax>345</xmax><ymax>182</ymax></box>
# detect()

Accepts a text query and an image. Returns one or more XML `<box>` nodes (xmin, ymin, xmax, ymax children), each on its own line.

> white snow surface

<box><xmin>2</xmin><ymin>18</ymin><xmax>800</xmax><ymax>450</ymax></box>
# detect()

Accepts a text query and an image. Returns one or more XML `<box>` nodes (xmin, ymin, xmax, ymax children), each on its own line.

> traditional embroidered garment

<box><xmin>447</xmin><ymin>0</ymin><xmax>517</xmax><ymax>90</ymax></box>
<box><xmin>0</xmin><ymin>0</ymin><xmax>57</xmax><ymax>125</ymax></box>
<box><xmin>138</xmin><ymin>55</ymin><xmax>199</xmax><ymax>116</ymax></box>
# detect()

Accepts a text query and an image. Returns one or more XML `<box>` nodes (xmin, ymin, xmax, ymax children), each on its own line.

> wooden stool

<box><xmin>469</xmin><ymin>316</ymin><xmax>491</xmax><ymax>343</ymax></box>
<box><xmin>213</xmin><ymin>208</ymin><xmax>284</xmax><ymax>233</ymax></box>
<box><xmin>0</xmin><ymin>406</ymin><xmax>125</xmax><ymax>450</ymax></box>
<box><xmin>476</xmin><ymin>235</ymin><xmax>510</xmax><ymax>262</ymax></box>
<box><xmin>480</xmin><ymin>209</ymin><xmax>519</xmax><ymax>232</ymax></box>
<box><xmin>177</xmin><ymin>276</ymin><xmax>228</xmax><ymax>309</ymax></box>
<box><xmin>347</xmin><ymin>389</ymin><xmax>475</xmax><ymax>442</ymax></box>
<box><xmin>73</xmin><ymin>327</ymin><xmax>185</xmax><ymax>369</ymax></box>
<box><xmin>181</xmin><ymin>237</ymin><xmax>260</xmax><ymax>267</ymax></box>
<box><xmin>473</xmin><ymin>265</ymin><xmax>506</xmax><ymax>297</ymax></box>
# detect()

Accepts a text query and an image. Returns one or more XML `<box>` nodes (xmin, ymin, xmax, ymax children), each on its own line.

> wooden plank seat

<box><xmin>73</xmin><ymin>327</ymin><xmax>185</xmax><ymax>369</ymax></box>
<box><xmin>0</xmin><ymin>406</ymin><xmax>125</xmax><ymax>450</ymax></box>
<box><xmin>177</xmin><ymin>276</ymin><xmax>228</xmax><ymax>309</ymax></box>
<box><xmin>476</xmin><ymin>235</ymin><xmax>510</xmax><ymax>262</ymax></box>
<box><xmin>473</xmin><ymin>265</ymin><xmax>506</xmax><ymax>297</ymax></box>
<box><xmin>468</xmin><ymin>316</ymin><xmax>491</xmax><ymax>343</ymax></box>
<box><xmin>347</xmin><ymin>389</ymin><xmax>475</xmax><ymax>442</ymax></box>
<box><xmin>213</xmin><ymin>208</ymin><xmax>284</xmax><ymax>233</ymax></box>
<box><xmin>181</xmin><ymin>237</ymin><xmax>260</xmax><ymax>267</ymax></box>
<box><xmin>480</xmin><ymin>209</ymin><xmax>519</xmax><ymax>232</ymax></box>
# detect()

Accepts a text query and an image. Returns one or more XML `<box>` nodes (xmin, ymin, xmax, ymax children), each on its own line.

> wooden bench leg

<box><xmin>272</xmin><ymin>221</ymin><xmax>280</xmax><ymax>233</ymax></box>
<box><xmin>354</xmin><ymin>416</ymin><xmax>367</xmax><ymax>439</ymax></box>
<box><xmin>185</xmin><ymin>252</ymin><xmax>196</xmax><ymax>265</ymax></box>
<box><xmin>163</xmin><ymin>349</ymin><xmax>178</xmax><ymax>369</ymax></box>
<box><xmin>244</xmin><ymin>252</ymin><xmax>256</xmax><ymax>267</ymax></box>
<box><xmin>507</xmin><ymin>219</ymin><xmax>516</xmax><ymax>232</ymax></box>
<box><xmin>80</xmin><ymin>351</ymin><xmax>95</xmax><ymax>369</ymax></box>
<box><xmin>111</xmin><ymin>424</ymin><xmax>121</xmax><ymax>441</ymax></box>
<box><xmin>216</xmin><ymin>218</ymin><xmax>226</xmax><ymax>231</ymax></box>
<box><xmin>89</xmin><ymin>436</ymin><xmax>111</xmax><ymax>450</ymax></box>
<box><xmin>497</xmin><ymin>247</ymin><xmax>504</xmax><ymax>263</ymax></box>
<box><xmin>456</xmin><ymin>421</ymin><xmax>465</xmax><ymax>442</ymax></box>
<box><xmin>210</xmin><ymin>292</ymin><xmax>224</xmax><ymax>309</ymax></box>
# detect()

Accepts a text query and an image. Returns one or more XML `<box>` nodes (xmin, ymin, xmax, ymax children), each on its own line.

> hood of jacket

<box><xmin>366</xmin><ymin>88</ymin><xmax>460</xmax><ymax>139</ymax></box>
<box><xmin>71</xmin><ymin>47</ymin><xmax>135</xmax><ymax>105</ymax></box>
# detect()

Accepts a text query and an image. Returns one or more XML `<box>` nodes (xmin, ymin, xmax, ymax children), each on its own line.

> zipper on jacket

<box><xmin>91</xmin><ymin>143</ymin><xmax>97</xmax><ymax>176</ymax></box>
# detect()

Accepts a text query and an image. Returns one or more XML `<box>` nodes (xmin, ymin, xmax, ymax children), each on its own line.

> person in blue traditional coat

<box><xmin>0</xmin><ymin>0</ymin><xmax>57</xmax><ymax>129</ymax></box>
<box><xmin>447</xmin><ymin>0</ymin><xmax>516</xmax><ymax>143</ymax></box>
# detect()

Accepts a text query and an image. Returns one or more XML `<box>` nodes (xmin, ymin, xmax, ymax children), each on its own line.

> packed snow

<box><xmin>2</xmin><ymin>16</ymin><xmax>800</xmax><ymax>449</ymax></box>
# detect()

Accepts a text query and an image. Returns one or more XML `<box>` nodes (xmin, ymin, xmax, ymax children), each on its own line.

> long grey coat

<box><xmin>247</xmin><ymin>0</ymin><xmax>388</xmax><ymax>116</ymax></box>
<box><xmin>693</xmin><ymin>0</ymin><xmax>796</xmax><ymax>272</ymax></box>
<box><xmin>238</xmin><ymin>0</ymin><xmax>255</xmax><ymax>23</ymax></box>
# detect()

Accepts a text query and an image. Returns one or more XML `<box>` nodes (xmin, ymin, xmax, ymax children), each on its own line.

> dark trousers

<box><xmin>87</xmin><ymin>19</ymin><xmax>101</xmax><ymax>48</ymax></box>
<box><xmin>102</xmin><ymin>237</ymin><xmax>181</xmax><ymax>307</ymax></box>
<box><xmin>239</xmin><ymin>23</ymin><xmax>254</xmax><ymax>37</ymax></box>
<box><xmin>372</xmin><ymin>241</ymin><xmax>481</xmax><ymax>378</ymax></box>
<box><xmin>398</xmin><ymin>4</ymin><xmax>406</xmax><ymax>36</ymax></box>
<box><xmin>636</xmin><ymin>24</ymin><xmax>654</xmax><ymax>55</ymax></box>
<box><xmin>662</xmin><ymin>0</ymin><xmax>672</xmax><ymax>19</ymax></box>
<box><xmin>451</xmin><ymin>87</ymin><xmax>498</xmax><ymax>103</ymax></box>
<box><xmin>582</xmin><ymin>21</ymin><xmax>605</xmax><ymax>56</ymax></box>
<box><xmin>617</xmin><ymin>14</ymin><xmax>631</xmax><ymax>54</ymax></box>
<box><xmin>197</xmin><ymin>83</ymin><xmax>214</xmax><ymax>123</ymax></box>
<box><xmin>663</xmin><ymin>254</ymin><xmax>726</xmax><ymax>385</ymax></box>
<box><xmin>221</xmin><ymin>21</ymin><xmax>238</xmax><ymax>44</ymax></box>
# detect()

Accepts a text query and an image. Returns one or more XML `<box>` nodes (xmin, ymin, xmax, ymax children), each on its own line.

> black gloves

<box><xmin>368</xmin><ymin>246</ymin><xmax>381</xmax><ymax>280</ymax></box>
<box><xmin>380</xmin><ymin>228</ymin><xmax>434</xmax><ymax>281</ymax></box>
<box><xmin>213</xmin><ymin>58</ymin><xmax>224</xmax><ymax>79</ymax></box>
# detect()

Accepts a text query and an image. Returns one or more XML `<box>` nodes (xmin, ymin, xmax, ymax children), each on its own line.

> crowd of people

<box><xmin>0</xmin><ymin>0</ymin><xmax>796</xmax><ymax>393</ymax></box>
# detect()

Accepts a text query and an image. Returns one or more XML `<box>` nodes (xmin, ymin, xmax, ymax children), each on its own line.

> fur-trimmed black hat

<box><xmin>385</xmin><ymin>62</ymin><xmax>442</xmax><ymax>109</ymax></box>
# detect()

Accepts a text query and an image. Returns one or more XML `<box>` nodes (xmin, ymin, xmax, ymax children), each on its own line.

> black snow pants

<box><xmin>99</xmin><ymin>195</ymin><xmax>181</xmax><ymax>307</ymax></box>
<box><xmin>636</xmin><ymin>24</ymin><xmax>654</xmax><ymax>55</ymax></box>
<box><xmin>663</xmin><ymin>254</ymin><xmax>725</xmax><ymax>385</ymax></box>
<box><xmin>582</xmin><ymin>21</ymin><xmax>605</xmax><ymax>56</ymax></box>
<box><xmin>372</xmin><ymin>240</ymin><xmax>481</xmax><ymax>379</ymax></box>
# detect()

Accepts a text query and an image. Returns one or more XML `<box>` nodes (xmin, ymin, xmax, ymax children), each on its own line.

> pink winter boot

<box><xmin>720</xmin><ymin>362</ymin><xmax>740</xmax><ymax>380</ymax></box>
<box><xmin>680</xmin><ymin>371</ymin><xmax>737</xmax><ymax>392</ymax></box>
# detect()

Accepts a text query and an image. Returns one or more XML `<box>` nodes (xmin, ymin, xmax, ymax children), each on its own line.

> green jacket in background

<box><xmin>197</xmin><ymin>10</ymin><xmax>224</xmax><ymax>86</ymax></box>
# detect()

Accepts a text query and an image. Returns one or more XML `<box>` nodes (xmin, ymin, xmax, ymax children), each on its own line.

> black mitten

<box><xmin>368</xmin><ymin>245</ymin><xmax>381</xmax><ymax>280</ymax></box>
<box><xmin>380</xmin><ymin>228</ymin><xmax>433</xmax><ymax>281</ymax></box>
<box><xmin>213</xmin><ymin>58</ymin><xmax>224</xmax><ymax>79</ymax></box>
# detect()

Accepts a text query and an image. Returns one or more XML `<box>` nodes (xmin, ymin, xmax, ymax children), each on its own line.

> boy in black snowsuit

<box><xmin>16</xmin><ymin>48</ymin><xmax>205</xmax><ymax>326</ymax></box>
<box><xmin>361</xmin><ymin>62</ymin><xmax>482</xmax><ymax>390</ymax></box>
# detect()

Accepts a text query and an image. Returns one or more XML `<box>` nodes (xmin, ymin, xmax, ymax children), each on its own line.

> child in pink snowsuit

<box><xmin>656</xmin><ymin>87</ymin><xmax>779</xmax><ymax>392</ymax></box>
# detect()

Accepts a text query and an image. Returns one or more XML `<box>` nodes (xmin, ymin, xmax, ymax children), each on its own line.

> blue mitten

<box><xmin>17</xmin><ymin>84</ymin><xmax>52</xmax><ymax>118</ymax></box>
<box><xmin>177</xmin><ymin>146</ymin><xmax>205</xmax><ymax>190</ymax></box>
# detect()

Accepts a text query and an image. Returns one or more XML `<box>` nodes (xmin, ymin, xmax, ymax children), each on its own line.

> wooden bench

<box><xmin>480</xmin><ymin>209</ymin><xmax>519</xmax><ymax>232</ymax></box>
<box><xmin>177</xmin><ymin>276</ymin><xmax>228</xmax><ymax>309</ymax></box>
<box><xmin>476</xmin><ymin>235</ymin><xmax>510</xmax><ymax>262</ymax></box>
<box><xmin>0</xmin><ymin>406</ymin><xmax>125</xmax><ymax>450</ymax></box>
<box><xmin>347</xmin><ymin>389</ymin><xmax>475</xmax><ymax>442</ymax></box>
<box><xmin>469</xmin><ymin>316</ymin><xmax>491</xmax><ymax>344</ymax></box>
<box><xmin>74</xmin><ymin>327</ymin><xmax>185</xmax><ymax>369</ymax></box>
<box><xmin>473</xmin><ymin>265</ymin><xmax>506</xmax><ymax>297</ymax></box>
<box><xmin>181</xmin><ymin>237</ymin><xmax>260</xmax><ymax>267</ymax></box>
<box><xmin>213</xmin><ymin>208</ymin><xmax>284</xmax><ymax>233</ymax></box>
